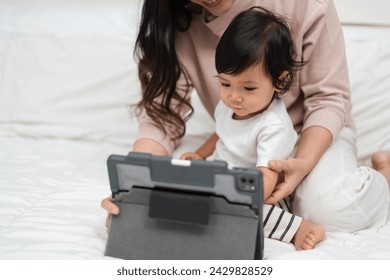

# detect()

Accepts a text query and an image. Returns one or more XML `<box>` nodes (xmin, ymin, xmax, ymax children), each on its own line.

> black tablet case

<box><xmin>105</xmin><ymin>152</ymin><xmax>263</xmax><ymax>259</ymax></box>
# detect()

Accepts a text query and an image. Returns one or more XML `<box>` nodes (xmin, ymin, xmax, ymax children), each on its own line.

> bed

<box><xmin>1</xmin><ymin>0</ymin><xmax>390</xmax><ymax>260</ymax></box>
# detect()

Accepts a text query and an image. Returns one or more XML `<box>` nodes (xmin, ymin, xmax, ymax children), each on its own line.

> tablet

<box><xmin>107</xmin><ymin>151</ymin><xmax>264</xmax><ymax>212</ymax></box>
<box><xmin>105</xmin><ymin>151</ymin><xmax>264</xmax><ymax>259</ymax></box>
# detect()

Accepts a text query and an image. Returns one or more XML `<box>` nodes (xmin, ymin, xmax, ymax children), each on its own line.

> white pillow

<box><xmin>0</xmin><ymin>0</ymin><xmax>142</xmax><ymax>145</ymax></box>
<box><xmin>343</xmin><ymin>25</ymin><xmax>390</xmax><ymax>165</ymax></box>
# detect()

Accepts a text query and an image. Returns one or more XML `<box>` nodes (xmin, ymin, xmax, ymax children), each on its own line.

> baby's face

<box><xmin>218</xmin><ymin>64</ymin><xmax>276</xmax><ymax>120</ymax></box>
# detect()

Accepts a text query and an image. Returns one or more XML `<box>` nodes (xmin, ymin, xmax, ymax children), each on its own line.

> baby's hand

<box><xmin>180</xmin><ymin>152</ymin><xmax>204</xmax><ymax>160</ymax></box>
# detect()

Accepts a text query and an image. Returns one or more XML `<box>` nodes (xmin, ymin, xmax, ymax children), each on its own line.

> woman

<box><xmin>102</xmin><ymin>0</ymin><xmax>390</xmax><ymax>235</ymax></box>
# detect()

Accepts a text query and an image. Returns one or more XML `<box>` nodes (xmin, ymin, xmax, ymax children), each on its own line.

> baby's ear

<box><xmin>279</xmin><ymin>71</ymin><xmax>291</xmax><ymax>84</ymax></box>
<box><xmin>276</xmin><ymin>71</ymin><xmax>291</xmax><ymax>91</ymax></box>
<box><xmin>279</xmin><ymin>70</ymin><xmax>289</xmax><ymax>80</ymax></box>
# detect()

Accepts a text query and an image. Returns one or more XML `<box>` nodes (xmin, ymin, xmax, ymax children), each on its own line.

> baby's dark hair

<box><xmin>216</xmin><ymin>7</ymin><xmax>305</xmax><ymax>95</ymax></box>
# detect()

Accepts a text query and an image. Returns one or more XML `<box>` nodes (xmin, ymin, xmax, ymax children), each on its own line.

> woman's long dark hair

<box><xmin>134</xmin><ymin>0</ymin><xmax>193</xmax><ymax>142</ymax></box>
<box><xmin>216</xmin><ymin>7</ymin><xmax>305</xmax><ymax>95</ymax></box>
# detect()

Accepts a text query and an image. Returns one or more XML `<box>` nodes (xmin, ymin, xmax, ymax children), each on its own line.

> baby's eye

<box><xmin>244</xmin><ymin>87</ymin><xmax>257</xmax><ymax>91</ymax></box>
<box><xmin>221</xmin><ymin>82</ymin><xmax>230</xmax><ymax>88</ymax></box>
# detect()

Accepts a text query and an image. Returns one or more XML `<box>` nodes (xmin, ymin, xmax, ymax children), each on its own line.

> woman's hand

<box><xmin>264</xmin><ymin>157</ymin><xmax>310</xmax><ymax>204</ymax></box>
<box><xmin>180</xmin><ymin>152</ymin><xmax>204</xmax><ymax>160</ymax></box>
<box><xmin>101</xmin><ymin>195</ymin><xmax>120</xmax><ymax>232</ymax></box>
<box><xmin>265</xmin><ymin>127</ymin><xmax>333</xmax><ymax>204</ymax></box>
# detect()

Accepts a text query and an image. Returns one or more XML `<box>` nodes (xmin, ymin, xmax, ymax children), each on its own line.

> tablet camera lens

<box><xmin>237</xmin><ymin>176</ymin><xmax>257</xmax><ymax>192</ymax></box>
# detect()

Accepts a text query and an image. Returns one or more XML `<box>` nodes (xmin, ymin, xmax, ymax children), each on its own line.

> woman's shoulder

<box><xmin>247</xmin><ymin>0</ymin><xmax>333</xmax><ymax>28</ymax></box>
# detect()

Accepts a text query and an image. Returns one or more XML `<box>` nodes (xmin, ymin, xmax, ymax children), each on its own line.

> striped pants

<box><xmin>263</xmin><ymin>197</ymin><xmax>302</xmax><ymax>243</ymax></box>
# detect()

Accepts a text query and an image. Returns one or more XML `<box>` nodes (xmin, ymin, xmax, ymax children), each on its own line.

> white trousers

<box><xmin>293</xmin><ymin>127</ymin><xmax>389</xmax><ymax>232</ymax></box>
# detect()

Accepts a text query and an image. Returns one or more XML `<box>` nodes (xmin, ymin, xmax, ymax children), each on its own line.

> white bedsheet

<box><xmin>1</xmin><ymin>135</ymin><xmax>390</xmax><ymax>260</ymax></box>
<box><xmin>1</xmin><ymin>0</ymin><xmax>390</xmax><ymax>260</ymax></box>
<box><xmin>0</xmin><ymin>138</ymin><xmax>123</xmax><ymax>259</ymax></box>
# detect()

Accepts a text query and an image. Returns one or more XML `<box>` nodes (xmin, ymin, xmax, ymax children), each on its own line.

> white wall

<box><xmin>334</xmin><ymin>0</ymin><xmax>390</xmax><ymax>26</ymax></box>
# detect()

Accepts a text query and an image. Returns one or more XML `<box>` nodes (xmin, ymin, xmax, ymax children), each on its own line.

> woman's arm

<box><xmin>265</xmin><ymin>126</ymin><xmax>332</xmax><ymax>204</ymax></box>
<box><xmin>294</xmin><ymin>126</ymin><xmax>332</xmax><ymax>173</ymax></box>
<box><xmin>101</xmin><ymin>137</ymin><xmax>171</xmax><ymax>229</ymax></box>
<box><xmin>133</xmin><ymin>138</ymin><xmax>169</xmax><ymax>156</ymax></box>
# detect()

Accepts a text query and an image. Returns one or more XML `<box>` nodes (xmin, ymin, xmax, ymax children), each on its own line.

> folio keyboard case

<box><xmin>105</xmin><ymin>152</ymin><xmax>263</xmax><ymax>260</ymax></box>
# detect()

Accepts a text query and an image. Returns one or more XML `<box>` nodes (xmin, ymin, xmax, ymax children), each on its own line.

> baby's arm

<box><xmin>180</xmin><ymin>133</ymin><xmax>219</xmax><ymax>160</ymax></box>
<box><xmin>257</xmin><ymin>166</ymin><xmax>279</xmax><ymax>201</ymax></box>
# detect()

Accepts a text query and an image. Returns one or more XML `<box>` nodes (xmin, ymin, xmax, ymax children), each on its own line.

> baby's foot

<box><xmin>292</xmin><ymin>219</ymin><xmax>326</xmax><ymax>250</ymax></box>
<box><xmin>371</xmin><ymin>151</ymin><xmax>390</xmax><ymax>188</ymax></box>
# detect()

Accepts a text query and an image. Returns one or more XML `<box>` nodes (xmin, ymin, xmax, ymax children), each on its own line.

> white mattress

<box><xmin>1</xmin><ymin>137</ymin><xmax>390</xmax><ymax>260</ymax></box>
<box><xmin>1</xmin><ymin>0</ymin><xmax>390</xmax><ymax>260</ymax></box>
<box><xmin>0</xmin><ymin>138</ymin><xmax>127</xmax><ymax>259</ymax></box>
